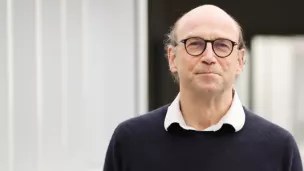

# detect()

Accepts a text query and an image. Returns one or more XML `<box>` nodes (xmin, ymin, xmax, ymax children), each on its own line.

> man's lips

<box><xmin>196</xmin><ymin>72</ymin><xmax>219</xmax><ymax>75</ymax></box>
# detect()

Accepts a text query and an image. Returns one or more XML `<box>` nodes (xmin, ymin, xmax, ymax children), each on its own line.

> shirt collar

<box><xmin>164</xmin><ymin>91</ymin><xmax>245</xmax><ymax>132</ymax></box>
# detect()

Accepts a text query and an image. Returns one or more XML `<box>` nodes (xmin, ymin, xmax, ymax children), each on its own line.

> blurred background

<box><xmin>0</xmin><ymin>0</ymin><xmax>303</xmax><ymax>170</ymax></box>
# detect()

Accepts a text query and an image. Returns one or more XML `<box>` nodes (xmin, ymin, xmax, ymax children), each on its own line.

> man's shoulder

<box><xmin>121</xmin><ymin>104</ymin><xmax>169</xmax><ymax>128</ymax></box>
<box><xmin>244</xmin><ymin>108</ymin><xmax>302</xmax><ymax>170</ymax></box>
<box><xmin>112</xmin><ymin>104</ymin><xmax>170</xmax><ymax>139</ymax></box>
<box><xmin>243</xmin><ymin>107</ymin><xmax>294</xmax><ymax>139</ymax></box>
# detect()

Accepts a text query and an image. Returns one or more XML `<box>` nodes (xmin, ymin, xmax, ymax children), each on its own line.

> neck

<box><xmin>179</xmin><ymin>87</ymin><xmax>234</xmax><ymax>131</ymax></box>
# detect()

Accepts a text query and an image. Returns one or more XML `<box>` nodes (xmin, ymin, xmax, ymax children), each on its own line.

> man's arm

<box><xmin>103</xmin><ymin>126</ymin><xmax>124</xmax><ymax>171</ymax></box>
<box><xmin>283</xmin><ymin>134</ymin><xmax>303</xmax><ymax>171</ymax></box>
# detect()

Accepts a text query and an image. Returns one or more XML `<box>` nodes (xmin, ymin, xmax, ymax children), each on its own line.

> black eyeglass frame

<box><xmin>178</xmin><ymin>37</ymin><xmax>239</xmax><ymax>58</ymax></box>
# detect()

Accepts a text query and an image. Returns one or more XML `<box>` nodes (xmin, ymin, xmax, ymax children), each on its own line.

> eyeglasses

<box><xmin>179</xmin><ymin>37</ymin><xmax>238</xmax><ymax>58</ymax></box>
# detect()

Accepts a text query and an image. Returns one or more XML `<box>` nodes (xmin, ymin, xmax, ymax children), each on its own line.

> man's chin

<box><xmin>195</xmin><ymin>83</ymin><xmax>221</xmax><ymax>93</ymax></box>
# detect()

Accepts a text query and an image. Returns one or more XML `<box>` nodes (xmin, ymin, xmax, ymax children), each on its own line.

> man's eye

<box><xmin>215</xmin><ymin>43</ymin><xmax>228</xmax><ymax>48</ymax></box>
<box><xmin>189</xmin><ymin>42</ymin><xmax>204</xmax><ymax>46</ymax></box>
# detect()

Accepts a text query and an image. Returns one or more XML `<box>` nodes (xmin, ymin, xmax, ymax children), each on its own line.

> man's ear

<box><xmin>168</xmin><ymin>45</ymin><xmax>178</xmax><ymax>73</ymax></box>
<box><xmin>236</xmin><ymin>48</ymin><xmax>245</xmax><ymax>75</ymax></box>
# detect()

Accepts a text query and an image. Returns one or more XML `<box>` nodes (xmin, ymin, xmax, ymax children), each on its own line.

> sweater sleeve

<box><xmin>103</xmin><ymin>125</ymin><xmax>125</xmax><ymax>171</ymax></box>
<box><xmin>283</xmin><ymin>133</ymin><xmax>303</xmax><ymax>171</ymax></box>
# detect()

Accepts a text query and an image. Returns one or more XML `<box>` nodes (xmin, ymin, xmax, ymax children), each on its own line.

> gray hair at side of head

<box><xmin>164</xmin><ymin>14</ymin><xmax>246</xmax><ymax>83</ymax></box>
<box><xmin>164</xmin><ymin>19</ymin><xmax>180</xmax><ymax>83</ymax></box>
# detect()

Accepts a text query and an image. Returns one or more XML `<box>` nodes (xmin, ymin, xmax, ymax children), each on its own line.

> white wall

<box><xmin>0</xmin><ymin>0</ymin><xmax>9</xmax><ymax>170</ymax></box>
<box><xmin>0</xmin><ymin>0</ymin><xmax>148</xmax><ymax>171</ymax></box>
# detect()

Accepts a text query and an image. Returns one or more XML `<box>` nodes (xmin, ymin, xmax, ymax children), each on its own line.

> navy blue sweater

<box><xmin>104</xmin><ymin>105</ymin><xmax>303</xmax><ymax>171</ymax></box>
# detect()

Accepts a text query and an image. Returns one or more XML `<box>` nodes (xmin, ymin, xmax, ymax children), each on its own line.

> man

<box><xmin>103</xmin><ymin>4</ymin><xmax>303</xmax><ymax>171</ymax></box>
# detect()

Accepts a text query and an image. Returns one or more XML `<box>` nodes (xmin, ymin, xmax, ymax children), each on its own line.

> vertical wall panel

<box><xmin>7</xmin><ymin>0</ymin><xmax>14</xmax><ymax>170</ymax></box>
<box><xmin>13</xmin><ymin>0</ymin><xmax>38</xmax><ymax>171</ymax></box>
<box><xmin>270</xmin><ymin>39</ymin><xmax>294</xmax><ymax>132</ymax></box>
<box><xmin>100</xmin><ymin>0</ymin><xmax>137</xmax><ymax>141</ymax></box>
<box><xmin>66</xmin><ymin>0</ymin><xmax>86</xmax><ymax>170</ymax></box>
<box><xmin>40</xmin><ymin>0</ymin><xmax>64</xmax><ymax>170</ymax></box>
<box><xmin>252</xmin><ymin>37</ymin><xmax>273</xmax><ymax>119</ymax></box>
<box><xmin>82</xmin><ymin>0</ymin><xmax>105</xmax><ymax>170</ymax></box>
<box><xmin>293</xmin><ymin>39</ymin><xmax>304</xmax><ymax>159</ymax></box>
<box><xmin>0</xmin><ymin>0</ymin><xmax>9</xmax><ymax>170</ymax></box>
<box><xmin>84</xmin><ymin>0</ymin><xmax>139</xmax><ymax>169</ymax></box>
<box><xmin>252</xmin><ymin>37</ymin><xmax>295</xmax><ymax>130</ymax></box>
<box><xmin>137</xmin><ymin>0</ymin><xmax>149</xmax><ymax>115</ymax></box>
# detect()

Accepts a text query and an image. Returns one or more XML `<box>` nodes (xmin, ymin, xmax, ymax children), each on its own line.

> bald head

<box><xmin>178</xmin><ymin>5</ymin><xmax>237</xmax><ymax>26</ymax></box>
<box><xmin>179</xmin><ymin>6</ymin><xmax>237</xmax><ymax>34</ymax></box>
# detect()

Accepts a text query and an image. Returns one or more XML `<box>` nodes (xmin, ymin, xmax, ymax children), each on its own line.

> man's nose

<box><xmin>200</xmin><ymin>43</ymin><xmax>217</xmax><ymax>64</ymax></box>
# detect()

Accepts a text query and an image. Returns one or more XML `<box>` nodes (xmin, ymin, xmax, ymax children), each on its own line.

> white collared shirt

<box><xmin>164</xmin><ymin>91</ymin><xmax>245</xmax><ymax>132</ymax></box>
